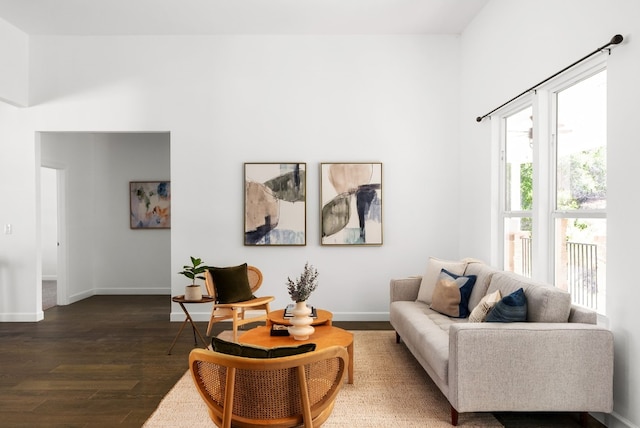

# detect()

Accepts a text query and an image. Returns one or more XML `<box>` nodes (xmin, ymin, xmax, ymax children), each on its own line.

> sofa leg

<box><xmin>395</xmin><ymin>332</ymin><xmax>401</xmax><ymax>344</ymax></box>
<box><xmin>579</xmin><ymin>412</ymin><xmax>588</xmax><ymax>427</ymax></box>
<box><xmin>451</xmin><ymin>406</ymin><xmax>458</xmax><ymax>426</ymax></box>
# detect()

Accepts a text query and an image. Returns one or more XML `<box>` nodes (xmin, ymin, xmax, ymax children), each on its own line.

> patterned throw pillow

<box><xmin>468</xmin><ymin>290</ymin><xmax>502</xmax><ymax>323</ymax></box>
<box><xmin>485</xmin><ymin>288</ymin><xmax>528</xmax><ymax>322</ymax></box>
<box><xmin>429</xmin><ymin>269</ymin><xmax>477</xmax><ymax>318</ymax></box>
<box><xmin>417</xmin><ymin>257</ymin><xmax>468</xmax><ymax>304</ymax></box>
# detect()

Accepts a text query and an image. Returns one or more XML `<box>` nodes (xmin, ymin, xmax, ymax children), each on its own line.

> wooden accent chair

<box><xmin>205</xmin><ymin>266</ymin><xmax>275</xmax><ymax>342</ymax></box>
<box><xmin>189</xmin><ymin>346</ymin><xmax>348</xmax><ymax>428</ymax></box>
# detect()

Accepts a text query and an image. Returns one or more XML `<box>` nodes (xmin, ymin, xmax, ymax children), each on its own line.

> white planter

<box><xmin>184</xmin><ymin>285</ymin><xmax>202</xmax><ymax>301</ymax></box>
<box><xmin>287</xmin><ymin>301</ymin><xmax>315</xmax><ymax>340</ymax></box>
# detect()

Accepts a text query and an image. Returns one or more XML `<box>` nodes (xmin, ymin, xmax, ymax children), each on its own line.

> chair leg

<box><xmin>232</xmin><ymin>310</ymin><xmax>240</xmax><ymax>342</ymax></box>
<box><xmin>206</xmin><ymin>317</ymin><xmax>214</xmax><ymax>336</ymax></box>
<box><xmin>451</xmin><ymin>405</ymin><xmax>459</xmax><ymax>426</ymax></box>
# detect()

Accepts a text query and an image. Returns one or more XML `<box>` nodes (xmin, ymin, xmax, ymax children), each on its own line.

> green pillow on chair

<box><xmin>211</xmin><ymin>337</ymin><xmax>316</xmax><ymax>358</ymax></box>
<box><xmin>210</xmin><ymin>263</ymin><xmax>255</xmax><ymax>303</ymax></box>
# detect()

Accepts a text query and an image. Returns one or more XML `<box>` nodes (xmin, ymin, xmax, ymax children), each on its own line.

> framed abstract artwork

<box><xmin>129</xmin><ymin>181</ymin><xmax>171</xmax><ymax>229</ymax></box>
<box><xmin>321</xmin><ymin>162</ymin><xmax>382</xmax><ymax>246</ymax></box>
<box><xmin>244</xmin><ymin>163</ymin><xmax>306</xmax><ymax>246</ymax></box>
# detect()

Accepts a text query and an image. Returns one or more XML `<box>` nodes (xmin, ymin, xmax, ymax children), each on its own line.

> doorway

<box><xmin>39</xmin><ymin>132</ymin><xmax>170</xmax><ymax>311</ymax></box>
<box><xmin>40</xmin><ymin>165</ymin><xmax>67</xmax><ymax>308</ymax></box>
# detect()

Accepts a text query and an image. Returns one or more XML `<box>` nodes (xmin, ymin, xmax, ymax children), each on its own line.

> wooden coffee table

<box><xmin>267</xmin><ymin>308</ymin><xmax>333</xmax><ymax>326</ymax></box>
<box><xmin>239</xmin><ymin>325</ymin><xmax>354</xmax><ymax>384</ymax></box>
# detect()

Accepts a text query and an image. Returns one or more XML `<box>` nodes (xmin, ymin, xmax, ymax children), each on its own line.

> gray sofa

<box><xmin>389</xmin><ymin>258</ymin><xmax>614</xmax><ymax>426</ymax></box>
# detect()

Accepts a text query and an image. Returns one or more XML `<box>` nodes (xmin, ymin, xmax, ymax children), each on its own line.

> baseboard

<box><xmin>0</xmin><ymin>311</ymin><xmax>44</xmax><ymax>322</ymax></box>
<box><xmin>93</xmin><ymin>288</ymin><xmax>170</xmax><ymax>295</ymax></box>
<box><xmin>604</xmin><ymin>411</ymin><xmax>639</xmax><ymax>428</ymax></box>
<box><xmin>330</xmin><ymin>311</ymin><xmax>390</xmax><ymax>322</ymax></box>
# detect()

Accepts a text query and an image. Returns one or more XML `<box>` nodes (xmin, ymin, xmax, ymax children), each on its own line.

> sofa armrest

<box><xmin>390</xmin><ymin>277</ymin><xmax>421</xmax><ymax>302</ymax></box>
<box><xmin>448</xmin><ymin>322</ymin><xmax>613</xmax><ymax>413</ymax></box>
<box><xmin>568</xmin><ymin>304</ymin><xmax>597</xmax><ymax>324</ymax></box>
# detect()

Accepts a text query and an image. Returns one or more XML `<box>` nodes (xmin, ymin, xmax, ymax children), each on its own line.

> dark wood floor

<box><xmin>0</xmin><ymin>296</ymin><xmax>605</xmax><ymax>427</ymax></box>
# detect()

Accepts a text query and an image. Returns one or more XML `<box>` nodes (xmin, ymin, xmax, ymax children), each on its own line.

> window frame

<box><xmin>493</xmin><ymin>56</ymin><xmax>608</xmax><ymax>314</ymax></box>
<box><xmin>498</xmin><ymin>102</ymin><xmax>534</xmax><ymax>277</ymax></box>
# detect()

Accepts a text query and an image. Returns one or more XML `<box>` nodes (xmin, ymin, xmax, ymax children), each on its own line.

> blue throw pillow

<box><xmin>485</xmin><ymin>288</ymin><xmax>527</xmax><ymax>322</ymax></box>
<box><xmin>429</xmin><ymin>269</ymin><xmax>477</xmax><ymax>318</ymax></box>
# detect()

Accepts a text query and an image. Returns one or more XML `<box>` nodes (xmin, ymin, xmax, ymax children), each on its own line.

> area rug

<box><xmin>144</xmin><ymin>330</ymin><xmax>503</xmax><ymax>427</ymax></box>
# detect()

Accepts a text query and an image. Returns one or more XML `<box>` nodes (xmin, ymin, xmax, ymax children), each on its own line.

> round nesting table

<box><xmin>267</xmin><ymin>308</ymin><xmax>333</xmax><ymax>326</ymax></box>
<box><xmin>239</xmin><ymin>325</ymin><xmax>354</xmax><ymax>384</ymax></box>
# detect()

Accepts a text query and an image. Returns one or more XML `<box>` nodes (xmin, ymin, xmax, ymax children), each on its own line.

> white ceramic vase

<box><xmin>287</xmin><ymin>301</ymin><xmax>315</xmax><ymax>340</ymax></box>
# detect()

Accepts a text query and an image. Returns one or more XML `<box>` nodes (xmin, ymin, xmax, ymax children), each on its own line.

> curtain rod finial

<box><xmin>476</xmin><ymin>116</ymin><xmax>483</xmax><ymax>122</ymax></box>
<box><xmin>611</xmin><ymin>34</ymin><xmax>624</xmax><ymax>45</ymax></box>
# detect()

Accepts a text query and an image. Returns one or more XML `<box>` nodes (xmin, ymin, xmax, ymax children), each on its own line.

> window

<box><xmin>502</xmin><ymin>106</ymin><xmax>533</xmax><ymax>276</ymax></box>
<box><xmin>497</xmin><ymin>64</ymin><xmax>607</xmax><ymax>314</ymax></box>
<box><xmin>552</xmin><ymin>70</ymin><xmax>607</xmax><ymax>312</ymax></box>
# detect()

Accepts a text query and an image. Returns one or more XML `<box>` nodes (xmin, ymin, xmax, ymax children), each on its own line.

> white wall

<box><xmin>0</xmin><ymin>102</ymin><xmax>39</xmax><ymax>321</ymax></box>
<box><xmin>0</xmin><ymin>35</ymin><xmax>462</xmax><ymax>323</ymax></box>
<box><xmin>459</xmin><ymin>1</ymin><xmax>640</xmax><ymax>427</ymax></box>
<box><xmin>40</xmin><ymin>132</ymin><xmax>171</xmax><ymax>301</ymax></box>
<box><xmin>0</xmin><ymin>17</ymin><xmax>28</xmax><ymax>106</ymax></box>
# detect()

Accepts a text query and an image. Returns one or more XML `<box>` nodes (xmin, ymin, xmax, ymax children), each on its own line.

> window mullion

<box><xmin>531</xmin><ymin>90</ymin><xmax>551</xmax><ymax>282</ymax></box>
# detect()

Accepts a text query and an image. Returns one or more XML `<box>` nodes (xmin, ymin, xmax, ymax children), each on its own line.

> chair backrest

<box><xmin>189</xmin><ymin>346</ymin><xmax>347</xmax><ymax>428</ymax></box>
<box><xmin>205</xmin><ymin>265</ymin><xmax>263</xmax><ymax>298</ymax></box>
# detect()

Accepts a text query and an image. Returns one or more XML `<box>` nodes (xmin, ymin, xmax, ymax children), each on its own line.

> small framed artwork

<box><xmin>244</xmin><ymin>163</ymin><xmax>306</xmax><ymax>246</ymax></box>
<box><xmin>129</xmin><ymin>181</ymin><xmax>171</xmax><ymax>229</ymax></box>
<box><xmin>321</xmin><ymin>162</ymin><xmax>382</xmax><ymax>246</ymax></box>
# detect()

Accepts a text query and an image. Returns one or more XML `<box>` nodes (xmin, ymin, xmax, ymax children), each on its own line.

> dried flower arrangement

<box><xmin>286</xmin><ymin>262</ymin><xmax>319</xmax><ymax>302</ymax></box>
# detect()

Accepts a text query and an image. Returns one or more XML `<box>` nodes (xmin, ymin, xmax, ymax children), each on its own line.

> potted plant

<box><xmin>286</xmin><ymin>262</ymin><xmax>319</xmax><ymax>340</ymax></box>
<box><xmin>178</xmin><ymin>256</ymin><xmax>208</xmax><ymax>301</ymax></box>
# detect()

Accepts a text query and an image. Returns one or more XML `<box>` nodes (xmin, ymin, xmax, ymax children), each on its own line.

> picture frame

<box><xmin>320</xmin><ymin>162</ymin><xmax>382</xmax><ymax>246</ymax></box>
<box><xmin>129</xmin><ymin>181</ymin><xmax>171</xmax><ymax>229</ymax></box>
<box><xmin>244</xmin><ymin>163</ymin><xmax>306</xmax><ymax>246</ymax></box>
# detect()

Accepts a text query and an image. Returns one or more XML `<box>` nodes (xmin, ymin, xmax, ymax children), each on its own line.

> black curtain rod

<box><xmin>476</xmin><ymin>34</ymin><xmax>624</xmax><ymax>123</ymax></box>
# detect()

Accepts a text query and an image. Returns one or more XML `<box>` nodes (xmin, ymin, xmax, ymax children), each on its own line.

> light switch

<box><xmin>4</xmin><ymin>224</ymin><xmax>12</xmax><ymax>234</ymax></box>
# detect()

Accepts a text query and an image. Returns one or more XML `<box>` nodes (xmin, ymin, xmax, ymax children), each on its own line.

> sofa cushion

<box><xmin>487</xmin><ymin>272</ymin><xmax>571</xmax><ymax>322</ymax></box>
<box><xmin>211</xmin><ymin>336</ymin><xmax>316</xmax><ymax>358</ymax></box>
<box><xmin>390</xmin><ymin>301</ymin><xmax>465</xmax><ymax>383</ymax></box>
<box><xmin>464</xmin><ymin>262</ymin><xmax>500</xmax><ymax>311</ymax></box>
<box><xmin>485</xmin><ymin>288</ymin><xmax>527</xmax><ymax>322</ymax></box>
<box><xmin>468</xmin><ymin>290</ymin><xmax>502</xmax><ymax>323</ymax></box>
<box><xmin>209</xmin><ymin>263</ymin><xmax>255</xmax><ymax>303</ymax></box>
<box><xmin>430</xmin><ymin>269</ymin><xmax>476</xmax><ymax>318</ymax></box>
<box><xmin>417</xmin><ymin>257</ymin><xmax>467</xmax><ymax>304</ymax></box>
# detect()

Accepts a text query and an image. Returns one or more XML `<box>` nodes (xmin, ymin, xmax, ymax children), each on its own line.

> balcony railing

<box><xmin>518</xmin><ymin>238</ymin><xmax>598</xmax><ymax>310</ymax></box>
<box><xmin>567</xmin><ymin>241</ymin><xmax>598</xmax><ymax>310</ymax></box>
<box><xmin>521</xmin><ymin>237</ymin><xmax>532</xmax><ymax>277</ymax></box>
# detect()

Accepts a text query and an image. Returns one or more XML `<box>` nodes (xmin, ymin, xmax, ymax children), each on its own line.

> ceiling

<box><xmin>0</xmin><ymin>0</ymin><xmax>488</xmax><ymax>36</ymax></box>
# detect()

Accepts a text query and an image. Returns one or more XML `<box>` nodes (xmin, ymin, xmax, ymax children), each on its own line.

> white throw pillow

<box><xmin>416</xmin><ymin>257</ymin><xmax>468</xmax><ymax>304</ymax></box>
<box><xmin>468</xmin><ymin>290</ymin><xmax>502</xmax><ymax>323</ymax></box>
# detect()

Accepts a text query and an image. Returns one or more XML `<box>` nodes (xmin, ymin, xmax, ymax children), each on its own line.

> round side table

<box><xmin>167</xmin><ymin>295</ymin><xmax>214</xmax><ymax>355</ymax></box>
